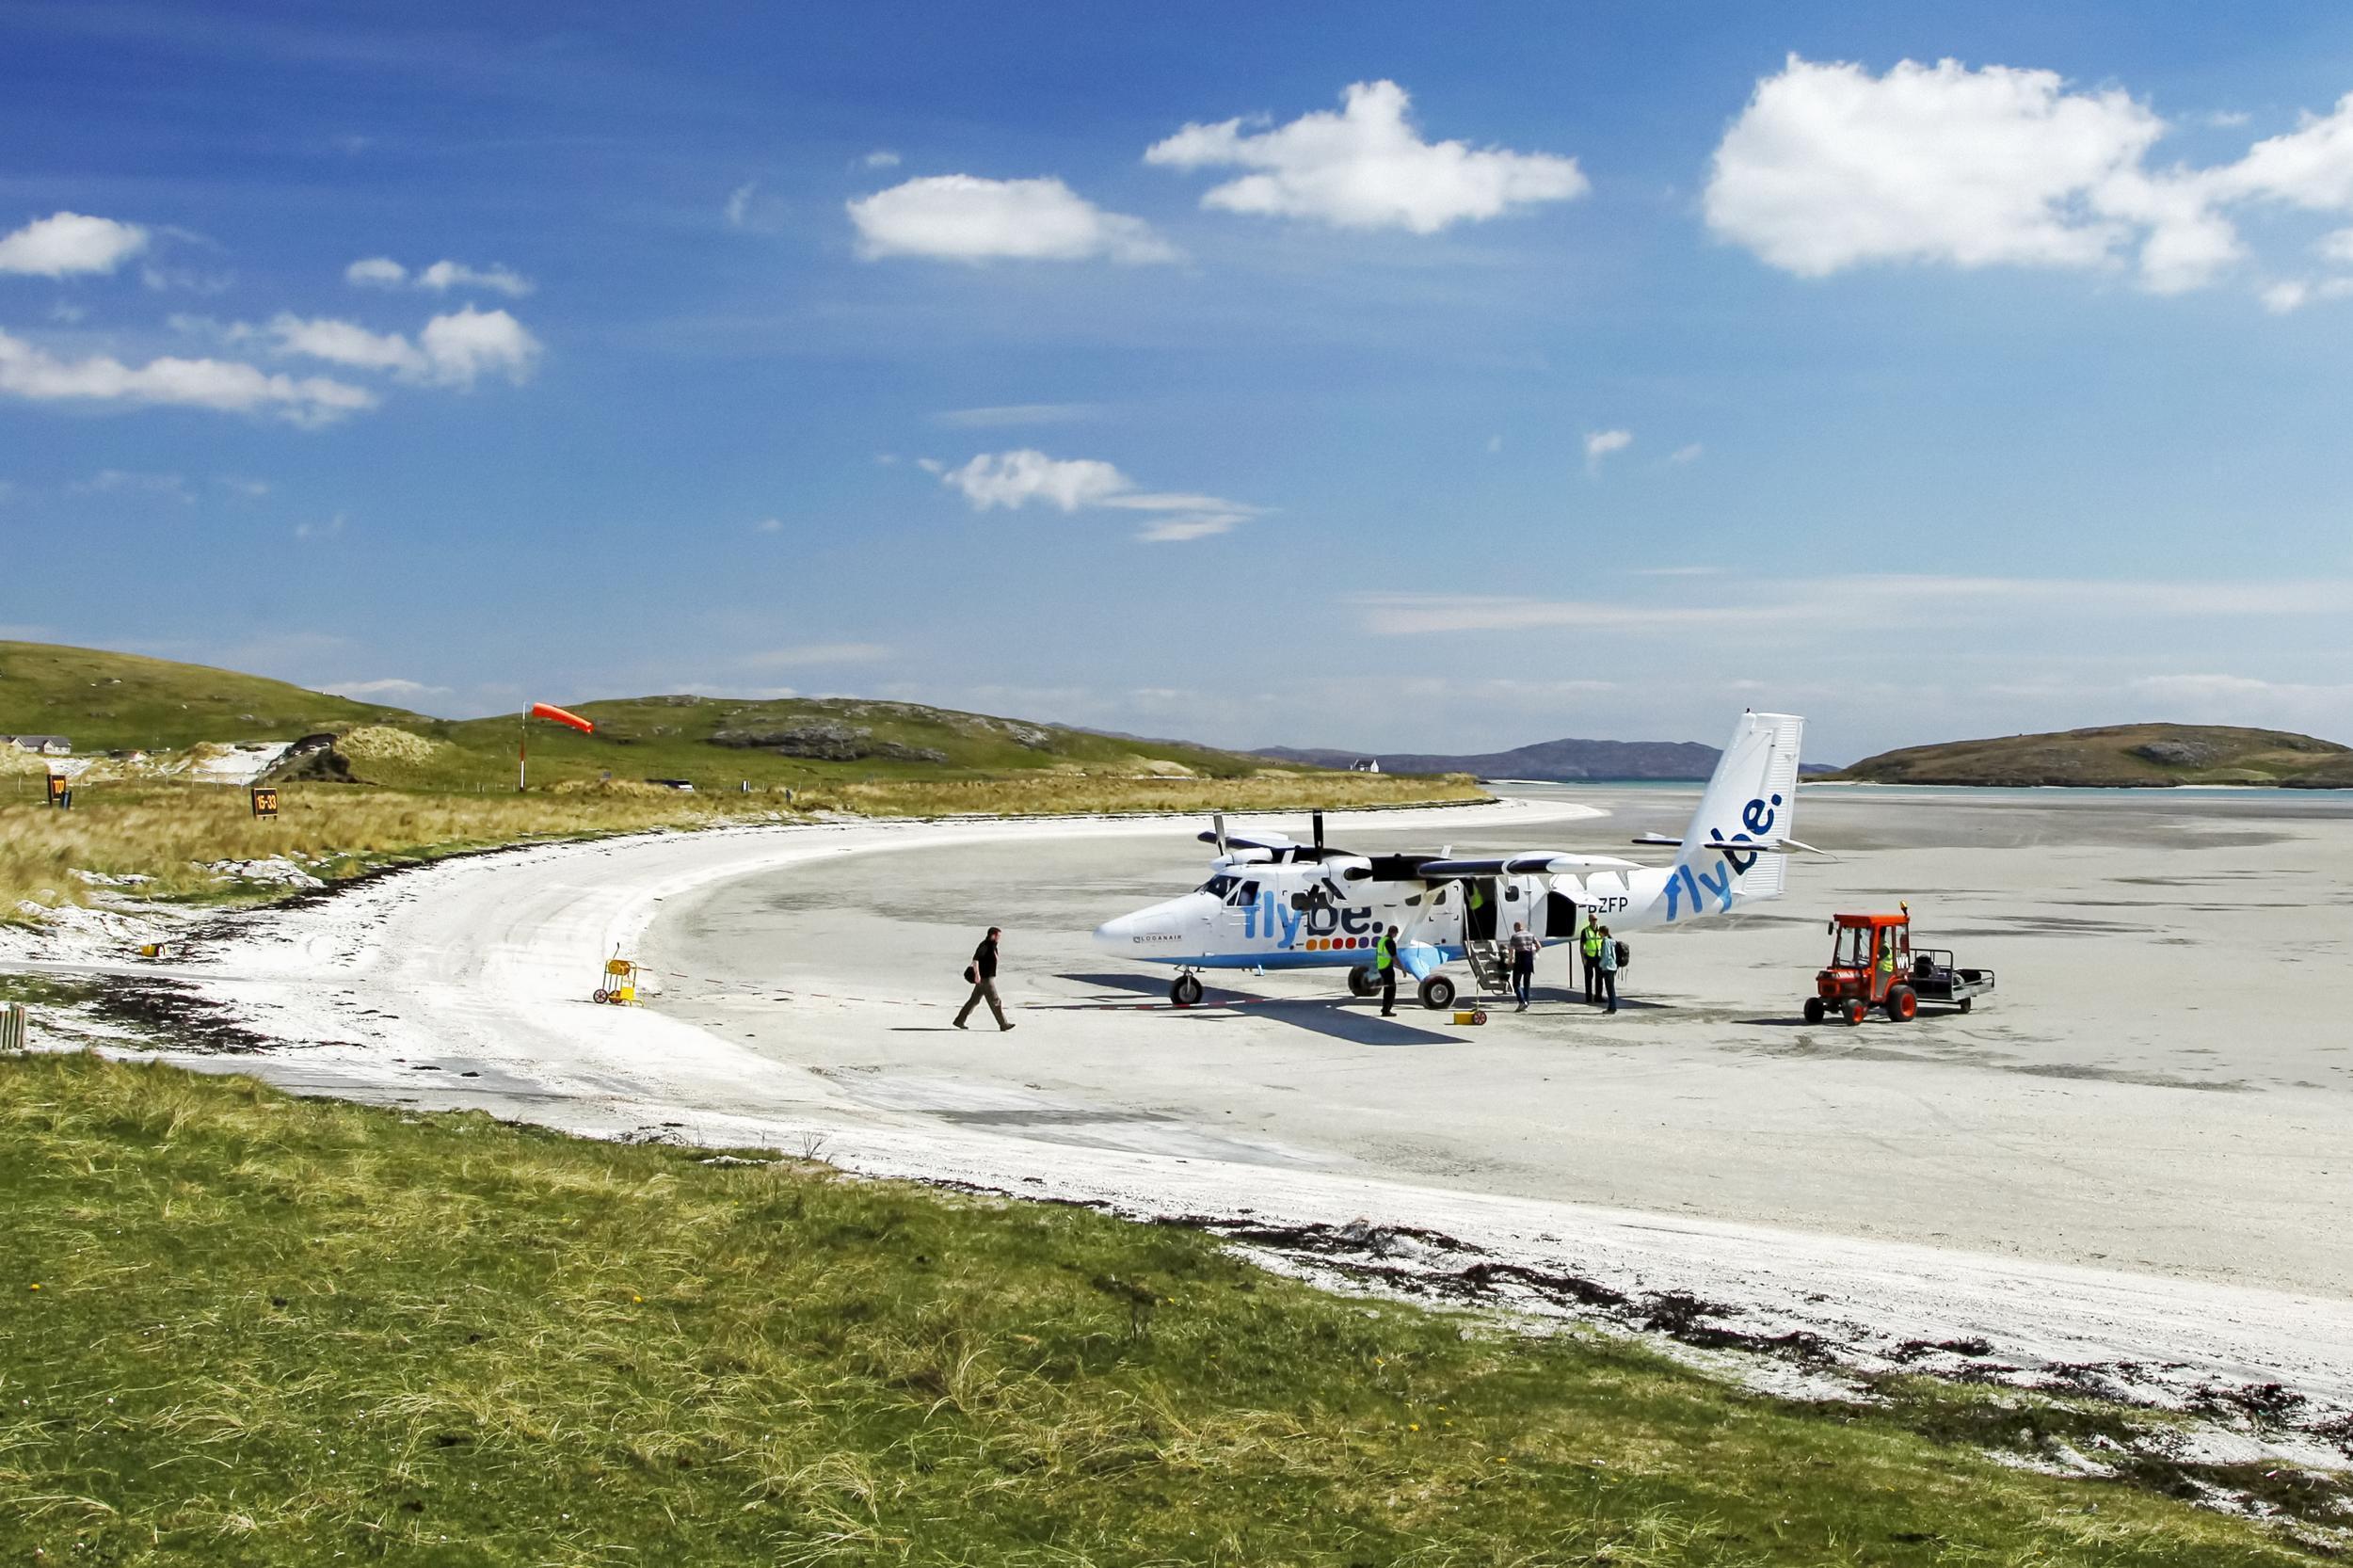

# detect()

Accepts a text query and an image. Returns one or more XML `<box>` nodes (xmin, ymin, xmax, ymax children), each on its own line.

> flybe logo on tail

<box><xmin>1662</xmin><ymin>792</ymin><xmax>1780</xmax><ymax>921</ymax></box>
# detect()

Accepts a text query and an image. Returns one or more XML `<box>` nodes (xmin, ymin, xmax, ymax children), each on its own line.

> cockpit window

<box><xmin>1232</xmin><ymin>879</ymin><xmax>1260</xmax><ymax>905</ymax></box>
<box><xmin>1198</xmin><ymin>874</ymin><xmax>1239</xmax><ymax>899</ymax></box>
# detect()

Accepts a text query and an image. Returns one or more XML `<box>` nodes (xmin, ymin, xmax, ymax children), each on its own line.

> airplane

<box><xmin>1093</xmin><ymin>711</ymin><xmax>1813</xmax><ymax>1009</ymax></box>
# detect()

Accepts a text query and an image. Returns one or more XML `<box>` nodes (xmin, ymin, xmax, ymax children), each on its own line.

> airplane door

<box><xmin>1466</xmin><ymin>878</ymin><xmax>1500</xmax><ymax>943</ymax></box>
<box><xmin>1543</xmin><ymin>889</ymin><xmax>1578</xmax><ymax>938</ymax></box>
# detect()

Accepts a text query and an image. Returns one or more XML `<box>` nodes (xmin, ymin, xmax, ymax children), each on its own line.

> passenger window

<box><xmin>1231</xmin><ymin>880</ymin><xmax>1259</xmax><ymax>905</ymax></box>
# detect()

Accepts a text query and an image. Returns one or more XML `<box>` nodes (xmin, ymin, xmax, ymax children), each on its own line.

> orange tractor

<box><xmin>1804</xmin><ymin>904</ymin><xmax>1994</xmax><ymax>1025</ymax></box>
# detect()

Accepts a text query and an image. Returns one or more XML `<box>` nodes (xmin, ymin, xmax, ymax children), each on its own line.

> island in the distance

<box><xmin>1833</xmin><ymin>723</ymin><xmax>2353</xmax><ymax>788</ymax></box>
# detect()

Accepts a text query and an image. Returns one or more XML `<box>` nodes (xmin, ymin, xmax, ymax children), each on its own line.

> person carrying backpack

<box><xmin>1597</xmin><ymin>924</ymin><xmax>1621</xmax><ymax>1015</ymax></box>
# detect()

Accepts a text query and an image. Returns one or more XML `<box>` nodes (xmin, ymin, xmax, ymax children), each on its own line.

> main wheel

<box><xmin>1958</xmin><ymin>998</ymin><xmax>1973</xmax><ymax>1015</ymax></box>
<box><xmin>1885</xmin><ymin>985</ymin><xmax>1917</xmax><ymax>1022</ymax></box>
<box><xmin>1418</xmin><ymin>975</ymin><xmax>1457</xmax><ymax>1011</ymax></box>
<box><xmin>1842</xmin><ymin>998</ymin><xmax>1868</xmax><ymax>1027</ymax></box>
<box><xmin>1170</xmin><ymin>974</ymin><xmax>1204</xmax><ymax>1007</ymax></box>
<box><xmin>1347</xmin><ymin>966</ymin><xmax>1377</xmax><ymax>998</ymax></box>
<box><xmin>1802</xmin><ymin>997</ymin><xmax>1825</xmax><ymax>1025</ymax></box>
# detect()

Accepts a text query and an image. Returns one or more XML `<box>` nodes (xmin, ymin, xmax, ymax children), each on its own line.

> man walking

<box><xmin>1596</xmin><ymin>924</ymin><xmax>1620</xmax><ymax>1015</ymax></box>
<box><xmin>954</xmin><ymin>925</ymin><xmax>1015</xmax><ymax>1032</ymax></box>
<box><xmin>1507</xmin><ymin>920</ymin><xmax>1540</xmax><ymax>1011</ymax></box>
<box><xmin>1374</xmin><ymin>924</ymin><xmax>1401</xmax><ymax>1016</ymax></box>
<box><xmin>1579</xmin><ymin>914</ymin><xmax>1605</xmax><ymax>1005</ymax></box>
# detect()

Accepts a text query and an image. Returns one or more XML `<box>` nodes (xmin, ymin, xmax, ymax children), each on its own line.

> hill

<box><xmin>1835</xmin><ymin>724</ymin><xmax>2353</xmax><ymax>788</ymax></box>
<box><xmin>1258</xmin><ymin>737</ymin><xmax>1729</xmax><ymax>781</ymax></box>
<box><xmin>0</xmin><ymin>640</ymin><xmax>422</xmax><ymax>753</ymax></box>
<box><xmin>0</xmin><ymin>641</ymin><xmax>1315</xmax><ymax>792</ymax></box>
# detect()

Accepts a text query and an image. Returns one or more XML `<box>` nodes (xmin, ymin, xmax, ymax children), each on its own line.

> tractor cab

<box><xmin>1804</xmin><ymin>903</ymin><xmax>1995</xmax><ymax>1025</ymax></box>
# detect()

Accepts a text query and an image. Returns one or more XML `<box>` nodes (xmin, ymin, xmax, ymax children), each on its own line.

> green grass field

<box><xmin>0</xmin><ymin>1052</ymin><xmax>2325</xmax><ymax>1565</ymax></box>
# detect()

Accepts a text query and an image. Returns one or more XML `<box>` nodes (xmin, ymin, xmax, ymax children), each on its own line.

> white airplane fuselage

<box><xmin>1092</xmin><ymin>711</ymin><xmax>1807</xmax><ymax>996</ymax></box>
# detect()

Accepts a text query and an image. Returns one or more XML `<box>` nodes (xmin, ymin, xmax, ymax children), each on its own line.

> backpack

<box><xmin>1613</xmin><ymin>940</ymin><xmax>1631</xmax><ymax>969</ymax></box>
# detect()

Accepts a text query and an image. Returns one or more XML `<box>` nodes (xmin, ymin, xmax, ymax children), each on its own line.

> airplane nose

<box><xmin>1094</xmin><ymin>915</ymin><xmax>1136</xmax><ymax>952</ymax></box>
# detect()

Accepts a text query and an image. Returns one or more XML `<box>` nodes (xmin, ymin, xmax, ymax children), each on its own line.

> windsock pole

<box><xmin>518</xmin><ymin>707</ymin><xmax>529</xmax><ymax>792</ymax></box>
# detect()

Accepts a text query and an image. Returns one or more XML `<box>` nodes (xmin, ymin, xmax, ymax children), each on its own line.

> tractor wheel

<box><xmin>1842</xmin><ymin>998</ymin><xmax>1868</xmax><ymax>1027</ymax></box>
<box><xmin>1958</xmin><ymin>998</ymin><xmax>1973</xmax><ymax>1015</ymax></box>
<box><xmin>1418</xmin><ymin>975</ymin><xmax>1457</xmax><ymax>1011</ymax></box>
<box><xmin>1802</xmin><ymin>997</ymin><xmax>1825</xmax><ymax>1025</ymax></box>
<box><xmin>1171</xmin><ymin>974</ymin><xmax>1204</xmax><ymax>1007</ymax></box>
<box><xmin>1347</xmin><ymin>966</ymin><xmax>1377</xmax><ymax>998</ymax></box>
<box><xmin>1886</xmin><ymin>985</ymin><xmax>1918</xmax><ymax>1022</ymax></box>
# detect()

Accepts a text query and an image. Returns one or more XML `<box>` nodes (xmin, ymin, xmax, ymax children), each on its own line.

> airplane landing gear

<box><xmin>1417</xmin><ymin>975</ymin><xmax>1456</xmax><ymax>1010</ymax></box>
<box><xmin>1347</xmin><ymin>967</ymin><xmax>1378</xmax><ymax>998</ymax></box>
<box><xmin>1170</xmin><ymin>973</ymin><xmax>1204</xmax><ymax>1007</ymax></box>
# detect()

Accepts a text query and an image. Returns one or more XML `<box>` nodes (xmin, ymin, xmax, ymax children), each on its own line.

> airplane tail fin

<box><xmin>1678</xmin><ymin>711</ymin><xmax>1805</xmax><ymax>903</ymax></box>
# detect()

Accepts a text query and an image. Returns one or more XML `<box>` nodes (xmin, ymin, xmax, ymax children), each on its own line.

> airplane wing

<box><xmin>1417</xmin><ymin>852</ymin><xmax>1644</xmax><ymax>877</ymax></box>
<box><xmin>1197</xmin><ymin>828</ymin><xmax>1296</xmax><ymax>852</ymax></box>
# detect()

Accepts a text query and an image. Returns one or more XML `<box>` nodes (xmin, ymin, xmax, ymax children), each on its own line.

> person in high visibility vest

<box><xmin>1578</xmin><ymin>915</ymin><xmax>1606</xmax><ymax>1006</ymax></box>
<box><xmin>1878</xmin><ymin>928</ymin><xmax>1900</xmax><ymax>986</ymax></box>
<box><xmin>1374</xmin><ymin>924</ymin><xmax>1401</xmax><ymax>1016</ymax></box>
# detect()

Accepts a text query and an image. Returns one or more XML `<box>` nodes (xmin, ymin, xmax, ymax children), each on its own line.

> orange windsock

<box><xmin>528</xmin><ymin>702</ymin><xmax>595</xmax><ymax>734</ymax></box>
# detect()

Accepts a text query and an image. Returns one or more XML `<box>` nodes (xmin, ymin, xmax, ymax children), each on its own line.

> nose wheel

<box><xmin>1170</xmin><ymin>973</ymin><xmax>1205</xmax><ymax>1007</ymax></box>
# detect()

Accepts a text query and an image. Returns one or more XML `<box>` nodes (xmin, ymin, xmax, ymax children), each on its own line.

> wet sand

<box><xmin>651</xmin><ymin>785</ymin><xmax>2353</xmax><ymax>1299</ymax></box>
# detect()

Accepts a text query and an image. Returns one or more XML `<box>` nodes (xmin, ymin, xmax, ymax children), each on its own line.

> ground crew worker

<box><xmin>1375</xmin><ymin>924</ymin><xmax>1401</xmax><ymax>1016</ymax></box>
<box><xmin>1507</xmin><ymin>920</ymin><xmax>1540</xmax><ymax>1011</ymax></box>
<box><xmin>1579</xmin><ymin>914</ymin><xmax>1605</xmax><ymax>1005</ymax></box>
<box><xmin>1597</xmin><ymin>923</ymin><xmax>1620</xmax><ymax>1014</ymax></box>
<box><xmin>953</xmin><ymin>925</ymin><xmax>1015</xmax><ymax>1032</ymax></box>
<box><xmin>1879</xmin><ymin>927</ymin><xmax>1899</xmax><ymax>981</ymax></box>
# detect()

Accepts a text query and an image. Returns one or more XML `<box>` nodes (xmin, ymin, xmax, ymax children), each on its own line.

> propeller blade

<box><xmin>1311</xmin><ymin>809</ymin><xmax>1324</xmax><ymax>851</ymax></box>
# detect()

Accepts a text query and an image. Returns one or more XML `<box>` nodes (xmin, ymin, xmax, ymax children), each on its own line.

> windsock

<box><xmin>528</xmin><ymin>702</ymin><xmax>595</xmax><ymax>734</ymax></box>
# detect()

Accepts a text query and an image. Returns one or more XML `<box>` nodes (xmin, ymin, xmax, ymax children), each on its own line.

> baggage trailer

<box><xmin>1802</xmin><ymin>904</ymin><xmax>1994</xmax><ymax>1025</ymax></box>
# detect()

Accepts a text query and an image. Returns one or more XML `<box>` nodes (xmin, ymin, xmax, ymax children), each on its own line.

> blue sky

<box><xmin>6</xmin><ymin>1</ymin><xmax>2353</xmax><ymax>761</ymax></box>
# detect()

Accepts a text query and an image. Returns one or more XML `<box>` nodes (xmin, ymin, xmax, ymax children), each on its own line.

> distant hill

<box><xmin>0</xmin><ymin>641</ymin><xmax>1297</xmax><ymax>791</ymax></box>
<box><xmin>1257</xmin><ymin>737</ymin><xmax>1730</xmax><ymax>781</ymax></box>
<box><xmin>1835</xmin><ymin>724</ymin><xmax>2353</xmax><ymax>788</ymax></box>
<box><xmin>0</xmin><ymin>640</ymin><xmax>422</xmax><ymax>752</ymax></box>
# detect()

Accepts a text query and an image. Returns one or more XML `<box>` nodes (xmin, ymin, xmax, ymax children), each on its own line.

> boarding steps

<box><xmin>1464</xmin><ymin>939</ymin><xmax>1509</xmax><ymax>996</ymax></box>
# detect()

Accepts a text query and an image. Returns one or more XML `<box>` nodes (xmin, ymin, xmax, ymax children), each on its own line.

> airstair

<box><xmin>1463</xmin><ymin>938</ymin><xmax>1508</xmax><ymax>996</ymax></box>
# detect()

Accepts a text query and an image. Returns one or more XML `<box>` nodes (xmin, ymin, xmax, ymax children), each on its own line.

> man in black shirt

<box><xmin>954</xmin><ymin>925</ymin><xmax>1014</xmax><ymax>1031</ymax></box>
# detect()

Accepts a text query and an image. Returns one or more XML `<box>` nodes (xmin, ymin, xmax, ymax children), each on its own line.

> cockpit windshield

<box><xmin>1198</xmin><ymin>874</ymin><xmax>1240</xmax><ymax>900</ymax></box>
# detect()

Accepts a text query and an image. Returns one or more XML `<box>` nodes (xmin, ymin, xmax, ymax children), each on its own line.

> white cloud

<box><xmin>1669</xmin><ymin>442</ymin><xmax>1704</xmax><ymax>464</ymax></box>
<box><xmin>754</xmin><ymin>517</ymin><xmax>783</xmax><ymax>533</ymax></box>
<box><xmin>1145</xmin><ymin>80</ymin><xmax>1587</xmax><ymax>233</ymax></box>
<box><xmin>1705</xmin><ymin>56</ymin><xmax>2170</xmax><ymax>279</ymax></box>
<box><xmin>1708</xmin><ymin>58</ymin><xmax>2353</xmax><ymax>304</ymax></box>
<box><xmin>0</xmin><ymin>328</ymin><xmax>375</xmax><ymax>425</ymax></box>
<box><xmin>416</xmin><ymin>260</ymin><xmax>533</xmax><ymax>296</ymax></box>
<box><xmin>2319</xmin><ymin>227</ymin><xmax>2353</xmax><ymax>263</ymax></box>
<box><xmin>345</xmin><ymin>256</ymin><xmax>533</xmax><ymax>296</ymax></box>
<box><xmin>942</xmin><ymin>450</ymin><xmax>1129</xmax><ymax>511</ymax></box>
<box><xmin>269</xmin><ymin>312</ymin><xmax>427</xmax><ymax>375</ymax></box>
<box><xmin>345</xmin><ymin>256</ymin><xmax>408</xmax><ymax>287</ymax></box>
<box><xmin>847</xmin><ymin>175</ymin><xmax>1177</xmax><ymax>264</ymax></box>
<box><xmin>1583</xmin><ymin>428</ymin><xmax>1632</xmax><ymax>472</ymax></box>
<box><xmin>216</xmin><ymin>475</ymin><xmax>271</xmax><ymax>498</ymax></box>
<box><xmin>323</xmin><ymin>677</ymin><xmax>449</xmax><ymax>699</ymax></box>
<box><xmin>938</xmin><ymin>449</ymin><xmax>1259</xmax><ymax>542</ymax></box>
<box><xmin>740</xmin><ymin>643</ymin><xmax>892</xmax><ymax>668</ymax></box>
<box><xmin>2206</xmin><ymin>110</ymin><xmax>2253</xmax><ymax>129</ymax></box>
<box><xmin>934</xmin><ymin>403</ymin><xmax>1097</xmax><ymax>428</ymax></box>
<box><xmin>860</xmin><ymin>150</ymin><xmax>902</xmax><ymax>169</ymax></box>
<box><xmin>0</xmin><ymin>211</ymin><xmax>149</xmax><ymax>277</ymax></box>
<box><xmin>416</xmin><ymin>306</ymin><xmax>541</xmax><ymax>386</ymax></box>
<box><xmin>2260</xmin><ymin>276</ymin><xmax>2353</xmax><ymax>313</ymax></box>
<box><xmin>295</xmin><ymin>511</ymin><xmax>348</xmax><ymax>539</ymax></box>
<box><xmin>725</xmin><ymin>180</ymin><xmax>759</xmax><ymax>228</ymax></box>
<box><xmin>1486</xmin><ymin>434</ymin><xmax>1503</xmax><ymax>454</ymax></box>
<box><xmin>70</xmin><ymin>470</ymin><xmax>192</xmax><ymax>502</ymax></box>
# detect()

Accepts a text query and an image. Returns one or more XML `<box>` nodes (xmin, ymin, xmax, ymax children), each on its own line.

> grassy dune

<box><xmin>1837</xmin><ymin>724</ymin><xmax>2353</xmax><ymax>788</ymax></box>
<box><xmin>0</xmin><ymin>1052</ymin><xmax>2320</xmax><ymax>1566</ymax></box>
<box><xmin>0</xmin><ymin>771</ymin><xmax>1481</xmax><ymax>921</ymax></box>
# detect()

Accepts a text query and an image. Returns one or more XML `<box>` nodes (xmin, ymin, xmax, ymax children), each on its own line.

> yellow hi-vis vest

<box><xmin>1580</xmin><ymin>927</ymin><xmax>1604</xmax><ymax>958</ymax></box>
<box><xmin>1375</xmin><ymin>934</ymin><xmax>1395</xmax><ymax>968</ymax></box>
<box><xmin>1879</xmin><ymin>940</ymin><xmax>1897</xmax><ymax>973</ymax></box>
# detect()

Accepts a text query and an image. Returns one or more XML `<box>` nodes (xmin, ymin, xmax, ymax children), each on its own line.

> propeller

<box><xmin>1211</xmin><ymin>812</ymin><xmax>1227</xmax><ymax>855</ymax></box>
<box><xmin>1311</xmin><ymin>809</ymin><xmax>1324</xmax><ymax>853</ymax></box>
